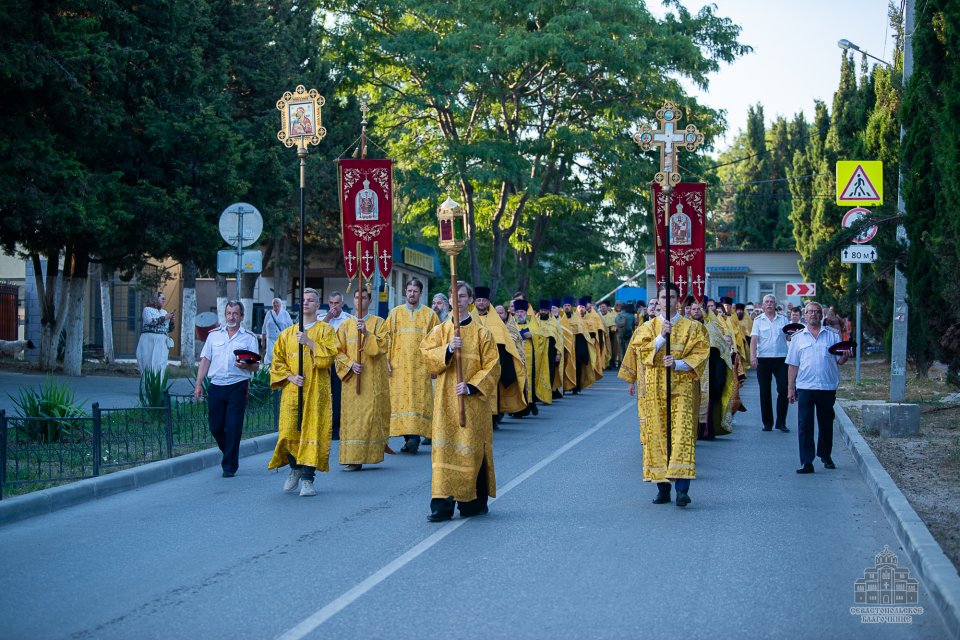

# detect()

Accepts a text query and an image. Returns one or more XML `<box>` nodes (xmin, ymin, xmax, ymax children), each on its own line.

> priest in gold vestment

<box><xmin>268</xmin><ymin>288</ymin><xmax>339</xmax><ymax>497</ymax></box>
<box><xmin>514</xmin><ymin>299</ymin><xmax>554</xmax><ymax>415</ymax></box>
<box><xmin>622</xmin><ymin>283</ymin><xmax>709</xmax><ymax>508</ymax></box>
<box><xmin>473</xmin><ymin>286</ymin><xmax>526</xmax><ymax>423</ymax></box>
<box><xmin>560</xmin><ymin>296</ymin><xmax>595</xmax><ymax>393</ymax></box>
<box><xmin>386</xmin><ymin>278</ymin><xmax>438</xmax><ymax>454</ymax></box>
<box><xmin>422</xmin><ymin>282</ymin><xmax>500</xmax><ymax>522</ymax></box>
<box><xmin>335</xmin><ymin>289</ymin><xmax>391</xmax><ymax>471</ymax></box>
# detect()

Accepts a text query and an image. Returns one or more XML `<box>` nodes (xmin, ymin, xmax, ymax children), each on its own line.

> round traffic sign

<box><xmin>219</xmin><ymin>202</ymin><xmax>263</xmax><ymax>248</ymax></box>
<box><xmin>841</xmin><ymin>207</ymin><xmax>878</xmax><ymax>244</ymax></box>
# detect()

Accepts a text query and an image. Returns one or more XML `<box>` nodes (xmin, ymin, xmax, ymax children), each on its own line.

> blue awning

<box><xmin>707</xmin><ymin>266</ymin><xmax>750</xmax><ymax>273</ymax></box>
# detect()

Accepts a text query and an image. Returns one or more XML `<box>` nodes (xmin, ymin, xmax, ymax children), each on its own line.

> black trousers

<box><xmin>287</xmin><ymin>453</ymin><xmax>316</xmax><ymax>481</ymax></box>
<box><xmin>430</xmin><ymin>457</ymin><xmax>489</xmax><ymax>517</ymax></box>
<box><xmin>330</xmin><ymin>365</ymin><xmax>342</xmax><ymax>440</ymax></box>
<box><xmin>757</xmin><ymin>357</ymin><xmax>789</xmax><ymax>428</ymax></box>
<box><xmin>796</xmin><ymin>389</ymin><xmax>836</xmax><ymax>465</ymax></box>
<box><xmin>208</xmin><ymin>380</ymin><xmax>248</xmax><ymax>474</ymax></box>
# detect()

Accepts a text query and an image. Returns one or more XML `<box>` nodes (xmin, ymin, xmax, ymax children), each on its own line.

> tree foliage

<box><xmin>320</xmin><ymin>0</ymin><xmax>749</xmax><ymax>298</ymax></box>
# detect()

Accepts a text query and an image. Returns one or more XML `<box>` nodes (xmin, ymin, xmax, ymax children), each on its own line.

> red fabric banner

<box><xmin>653</xmin><ymin>183</ymin><xmax>707</xmax><ymax>302</ymax></box>
<box><xmin>338</xmin><ymin>159</ymin><xmax>394</xmax><ymax>281</ymax></box>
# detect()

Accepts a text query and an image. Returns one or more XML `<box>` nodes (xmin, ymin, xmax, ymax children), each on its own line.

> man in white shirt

<box><xmin>322</xmin><ymin>291</ymin><xmax>354</xmax><ymax>440</ymax></box>
<box><xmin>786</xmin><ymin>301</ymin><xmax>850</xmax><ymax>474</ymax></box>
<box><xmin>750</xmin><ymin>294</ymin><xmax>791</xmax><ymax>432</ymax></box>
<box><xmin>194</xmin><ymin>301</ymin><xmax>260</xmax><ymax>477</ymax></box>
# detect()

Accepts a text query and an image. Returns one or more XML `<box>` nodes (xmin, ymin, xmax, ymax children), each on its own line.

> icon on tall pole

<box><xmin>277</xmin><ymin>85</ymin><xmax>327</xmax><ymax>430</ymax></box>
<box><xmin>836</xmin><ymin>161</ymin><xmax>883</xmax><ymax>206</ymax></box>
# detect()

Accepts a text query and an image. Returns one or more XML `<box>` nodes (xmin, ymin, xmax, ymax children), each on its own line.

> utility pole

<box><xmin>889</xmin><ymin>0</ymin><xmax>914</xmax><ymax>403</ymax></box>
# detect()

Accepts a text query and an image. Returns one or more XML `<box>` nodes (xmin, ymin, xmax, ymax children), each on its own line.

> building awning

<box><xmin>394</xmin><ymin>236</ymin><xmax>441</xmax><ymax>275</ymax></box>
<box><xmin>707</xmin><ymin>266</ymin><xmax>750</xmax><ymax>273</ymax></box>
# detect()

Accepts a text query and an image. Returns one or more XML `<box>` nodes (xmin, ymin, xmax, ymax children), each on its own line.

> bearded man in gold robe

<box><xmin>473</xmin><ymin>286</ymin><xmax>526</xmax><ymax>426</ymax></box>
<box><xmin>622</xmin><ymin>283</ymin><xmax>709</xmax><ymax>508</ymax></box>
<box><xmin>268</xmin><ymin>288</ymin><xmax>339</xmax><ymax>497</ymax></box>
<box><xmin>335</xmin><ymin>289</ymin><xmax>391</xmax><ymax>471</ymax></box>
<box><xmin>559</xmin><ymin>296</ymin><xmax>595</xmax><ymax>393</ymax></box>
<box><xmin>421</xmin><ymin>282</ymin><xmax>500</xmax><ymax>522</ymax></box>
<box><xmin>386</xmin><ymin>277</ymin><xmax>438</xmax><ymax>454</ymax></box>
<box><xmin>513</xmin><ymin>299</ymin><xmax>555</xmax><ymax>416</ymax></box>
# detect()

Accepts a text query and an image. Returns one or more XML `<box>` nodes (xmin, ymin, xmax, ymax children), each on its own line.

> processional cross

<box><xmin>631</xmin><ymin>100</ymin><xmax>704</xmax><ymax>458</ymax></box>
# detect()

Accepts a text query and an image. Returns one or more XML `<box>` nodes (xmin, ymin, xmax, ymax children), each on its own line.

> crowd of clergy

<box><xmin>259</xmin><ymin>276</ymin><xmax>776</xmax><ymax>519</ymax></box>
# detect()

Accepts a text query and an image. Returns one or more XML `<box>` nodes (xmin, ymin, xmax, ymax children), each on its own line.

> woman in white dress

<box><xmin>260</xmin><ymin>297</ymin><xmax>293</xmax><ymax>365</ymax></box>
<box><xmin>136</xmin><ymin>292</ymin><xmax>174</xmax><ymax>373</ymax></box>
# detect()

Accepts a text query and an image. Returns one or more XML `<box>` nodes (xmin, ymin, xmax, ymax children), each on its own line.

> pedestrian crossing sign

<box><xmin>836</xmin><ymin>161</ymin><xmax>882</xmax><ymax>206</ymax></box>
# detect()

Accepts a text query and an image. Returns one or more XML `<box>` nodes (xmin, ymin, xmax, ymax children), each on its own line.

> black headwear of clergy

<box><xmin>474</xmin><ymin>286</ymin><xmax>491</xmax><ymax>301</ymax></box>
<box><xmin>514</xmin><ymin>299</ymin><xmax>529</xmax><ymax>311</ymax></box>
<box><xmin>578</xmin><ymin>295</ymin><xmax>592</xmax><ymax>306</ymax></box>
<box><xmin>538</xmin><ymin>299</ymin><xmax>552</xmax><ymax>311</ymax></box>
<box><xmin>561</xmin><ymin>296</ymin><xmax>575</xmax><ymax>306</ymax></box>
<box><xmin>719</xmin><ymin>296</ymin><xmax>734</xmax><ymax>305</ymax></box>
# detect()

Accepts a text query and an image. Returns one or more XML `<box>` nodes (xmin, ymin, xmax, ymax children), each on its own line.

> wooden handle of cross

<box><xmin>449</xmin><ymin>257</ymin><xmax>466</xmax><ymax>427</ymax></box>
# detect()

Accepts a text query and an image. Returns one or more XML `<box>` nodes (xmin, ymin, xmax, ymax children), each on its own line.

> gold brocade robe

<box><xmin>560</xmin><ymin>312</ymin><xmax>595</xmax><ymax>391</ymax></box>
<box><xmin>703</xmin><ymin>317</ymin><xmax>736</xmax><ymax>435</ymax></box>
<box><xmin>386</xmin><ymin>304</ymin><xmax>438</xmax><ymax>437</ymax></box>
<box><xmin>517</xmin><ymin>316</ymin><xmax>553</xmax><ymax>405</ymax></box>
<box><xmin>336</xmin><ymin>315</ymin><xmax>391</xmax><ymax>464</ymax></box>
<box><xmin>618</xmin><ymin>334</ymin><xmax>647</xmax><ymax>434</ymax></box>
<box><xmin>583</xmin><ymin>309</ymin><xmax>607</xmax><ymax>376</ymax></box>
<box><xmin>421</xmin><ymin>317</ymin><xmax>500</xmax><ymax>502</ymax></box>
<box><xmin>602</xmin><ymin>310</ymin><xmax>618</xmax><ymax>365</ymax></box>
<box><xmin>549</xmin><ymin>315</ymin><xmax>571</xmax><ymax>391</ymax></box>
<box><xmin>633</xmin><ymin>316</ymin><xmax>709</xmax><ymax>482</ymax></box>
<box><xmin>475</xmin><ymin>312</ymin><xmax>526</xmax><ymax>414</ymax></box>
<box><xmin>268</xmin><ymin>322</ymin><xmax>338</xmax><ymax>472</ymax></box>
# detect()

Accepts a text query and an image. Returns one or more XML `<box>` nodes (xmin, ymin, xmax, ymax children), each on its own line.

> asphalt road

<box><xmin>0</xmin><ymin>372</ymin><xmax>948</xmax><ymax>639</ymax></box>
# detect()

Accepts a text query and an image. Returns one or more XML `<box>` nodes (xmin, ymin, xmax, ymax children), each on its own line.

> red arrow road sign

<box><xmin>786</xmin><ymin>283</ymin><xmax>816</xmax><ymax>297</ymax></box>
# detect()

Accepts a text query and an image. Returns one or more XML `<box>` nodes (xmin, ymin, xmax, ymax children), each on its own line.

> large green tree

<box><xmin>321</xmin><ymin>0</ymin><xmax>749</xmax><ymax>295</ymax></box>
<box><xmin>901</xmin><ymin>0</ymin><xmax>960</xmax><ymax>376</ymax></box>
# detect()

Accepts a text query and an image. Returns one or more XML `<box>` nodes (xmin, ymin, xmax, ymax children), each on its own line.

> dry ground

<box><xmin>839</xmin><ymin>357</ymin><xmax>960</xmax><ymax>573</ymax></box>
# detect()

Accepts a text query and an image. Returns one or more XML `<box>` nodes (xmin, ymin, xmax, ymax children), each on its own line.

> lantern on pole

<box><xmin>437</xmin><ymin>197</ymin><xmax>469</xmax><ymax>427</ymax></box>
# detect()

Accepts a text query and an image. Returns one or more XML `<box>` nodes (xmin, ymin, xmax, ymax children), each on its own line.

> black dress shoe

<box><xmin>421</xmin><ymin>438</ymin><xmax>432</xmax><ymax>446</ymax></box>
<box><xmin>459</xmin><ymin>506</ymin><xmax>489</xmax><ymax>518</ymax></box>
<box><xmin>530</xmin><ymin>403</ymin><xmax>539</xmax><ymax>416</ymax></box>
<box><xmin>822</xmin><ymin>458</ymin><xmax>836</xmax><ymax>469</ymax></box>
<box><xmin>796</xmin><ymin>463</ymin><xmax>815</xmax><ymax>474</ymax></box>
<box><xmin>676</xmin><ymin>491</ymin><xmax>691</xmax><ymax>507</ymax></box>
<box><xmin>222</xmin><ymin>470</ymin><xmax>235</xmax><ymax>478</ymax></box>
<box><xmin>762</xmin><ymin>426</ymin><xmax>773</xmax><ymax>432</ymax></box>
<box><xmin>775</xmin><ymin>424</ymin><xmax>790</xmax><ymax>433</ymax></box>
<box><xmin>427</xmin><ymin>512</ymin><xmax>452</xmax><ymax>523</ymax></box>
<box><xmin>653</xmin><ymin>492</ymin><xmax>671</xmax><ymax>504</ymax></box>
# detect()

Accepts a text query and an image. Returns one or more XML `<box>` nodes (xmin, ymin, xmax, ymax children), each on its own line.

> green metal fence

<box><xmin>0</xmin><ymin>391</ymin><xmax>280</xmax><ymax>499</ymax></box>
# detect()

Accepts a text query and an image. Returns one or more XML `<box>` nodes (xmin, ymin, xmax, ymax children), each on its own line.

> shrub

<box><xmin>8</xmin><ymin>378</ymin><xmax>86</xmax><ymax>442</ymax></box>
<box><xmin>139</xmin><ymin>370</ymin><xmax>171</xmax><ymax>408</ymax></box>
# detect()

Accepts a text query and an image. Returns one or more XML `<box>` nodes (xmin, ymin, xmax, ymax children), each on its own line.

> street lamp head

<box><xmin>837</xmin><ymin>39</ymin><xmax>861</xmax><ymax>52</ymax></box>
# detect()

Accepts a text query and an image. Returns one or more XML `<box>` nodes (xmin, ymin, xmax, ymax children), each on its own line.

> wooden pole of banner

<box><xmin>632</xmin><ymin>101</ymin><xmax>703</xmax><ymax>462</ymax></box>
<box><xmin>355</xmin><ymin>103</ymin><xmax>370</xmax><ymax>395</ymax></box>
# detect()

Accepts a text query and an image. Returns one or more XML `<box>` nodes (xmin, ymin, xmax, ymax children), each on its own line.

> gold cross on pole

<box><xmin>632</xmin><ymin>101</ymin><xmax>704</xmax><ymax>188</ymax></box>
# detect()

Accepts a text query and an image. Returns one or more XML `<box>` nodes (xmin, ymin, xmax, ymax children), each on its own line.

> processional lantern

<box><xmin>436</xmin><ymin>197</ymin><xmax>469</xmax><ymax>427</ymax></box>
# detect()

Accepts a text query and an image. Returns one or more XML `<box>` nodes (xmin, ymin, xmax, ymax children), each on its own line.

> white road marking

<box><xmin>276</xmin><ymin>400</ymin><xmax>635</xmax><ymax>640</ymax></box>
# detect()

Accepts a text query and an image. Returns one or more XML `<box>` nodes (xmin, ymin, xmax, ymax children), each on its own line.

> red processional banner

<box><xmin>653</xmin><ymin>182</ymin><xmax>707</xmax><ymax>302</ymax></box>
<box><xmin>338</xmin><ymin>158</ymin><xmax>394</xmax><ymax>281</ymax></box>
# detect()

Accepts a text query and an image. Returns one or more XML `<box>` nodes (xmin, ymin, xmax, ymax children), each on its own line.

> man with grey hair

<box><xmin>750</xmin><ymin>294</ymin><xmax>791</xmax><ymax>432</ymax></box>
<box><xmin>261</xmin><ymin>297</ymin><xmax>293</xmax><ymax>366</ymax></box>
<box><xmin>194</xmin><ymin>301</ymin><xmax>260</xmax><ymax>477</ymax></box>
<box><xmin>432</xmin><ymin>293</ymin><xmax>451</xmax><ymax>323</ymax></box>
<box><xmin>787</xmin><ymin>300</ymin><xmax>850</xmax><ymax>473</ymax></box>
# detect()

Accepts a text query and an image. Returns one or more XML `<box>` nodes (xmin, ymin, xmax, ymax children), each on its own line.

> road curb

<box><xmin>0</xmin><ymin>433</ymin><xmax>279</xmax><ymax>529</ymax></box>
<box><xmin>836</xmin><ymin>404</ymin><xmax>960</xmax><ymax>639</ymax></box>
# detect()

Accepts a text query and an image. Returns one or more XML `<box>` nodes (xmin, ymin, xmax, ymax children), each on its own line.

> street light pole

<box><xmin>890</xmin><ymin>0</ymin><xmax>914</xmax><ymax>402</ymax></box>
